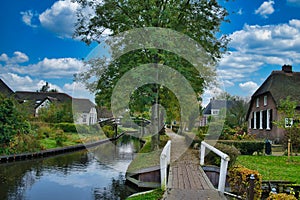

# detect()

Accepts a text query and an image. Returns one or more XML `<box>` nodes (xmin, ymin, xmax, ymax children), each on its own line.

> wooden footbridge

<box><xmin>162</xmin><ymin>131</ymin><xmax>227</xmax><ymax>200</ymax></box>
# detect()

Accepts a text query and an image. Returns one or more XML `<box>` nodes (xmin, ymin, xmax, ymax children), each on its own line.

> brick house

<box><xmin>246</xmin><ymin>65</ymin><xmax>300</xmax><ymax>143</ymax></box>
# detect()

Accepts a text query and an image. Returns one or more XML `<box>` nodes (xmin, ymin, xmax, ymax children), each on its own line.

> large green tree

<box><xmin>74</xmin><ymin>0</ymin><xmax>230</xmax><ymax>149</ymax></box>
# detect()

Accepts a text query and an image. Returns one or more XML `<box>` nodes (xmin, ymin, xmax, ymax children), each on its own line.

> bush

<box><xmin>205</xmin><ymin>143</ymin><xmax>240</xmax><ymax>168</ymax></box>
<box><xmin>37</xmin><ymin>124</ymin><xmax>53</xmax><ymax>139</ymax></box>
<box><xmin>267</xmin><ymin>193</ymin><xmax>297</xmax><ymax>200</ymax></box>
<box><xmin>54</xmin><ymin>123</ymin><xmax>77</xmax><ymax>133</ymax></box>
<box><xmin>55</xmin><ymin>129</ymin><xmax>67</xmax><ymax>146</ymax></box>
<box><xmin>218</xmin><ymin>140</ymin><xmax>264</xmax><ymax>155</ymax></box>
<box><xmin>102</xmin><ymin>125</ymin><xmax>115</xmax><ymax>138</ymax></box>
<box><xmin>228</xmin><ymin>165</ymin><xmax>262</xmax><ymax>199</ymax></box>
<box><xmin>9</xmin><ymin>133</ymin><xmax>41</xmax><ymax>154</ymax></box>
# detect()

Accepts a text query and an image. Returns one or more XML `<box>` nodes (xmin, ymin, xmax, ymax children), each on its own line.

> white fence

<box><xmin>160</xmin><ymin>140</ymin><xmax>171</xmax><ymax>190</ymax></box>
<box><xmin>200</xmin><ymin>141</ymin><xmax>230</xmax><ymax>193</ymax></box>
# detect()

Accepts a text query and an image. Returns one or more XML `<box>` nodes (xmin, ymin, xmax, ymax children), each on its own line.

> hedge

<box><xmin>228</xmin><ymin>165</ymin><xmax>262</xmax><ymax>199</ymax></box>
<box><xmin>218</xmin><ymin>140</ymin><xmax>264</xmax><ymax>155</ymax></box>
<box><xmin>267</xmin><ymin>193</ymin><xmax>297</xmax><ymax>200</ymax></box>
<box><xmin>54</xmin><ymin>123</ymin><xmax>77</xmax><ymax>133</ymax></box>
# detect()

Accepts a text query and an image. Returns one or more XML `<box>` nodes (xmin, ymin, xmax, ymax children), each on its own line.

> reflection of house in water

<box><xmin>199</xmin><ymin>99</ymin><xmax>234</xmax><ymax>127</ymax></box>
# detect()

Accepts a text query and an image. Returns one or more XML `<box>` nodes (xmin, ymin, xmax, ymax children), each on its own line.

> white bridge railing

<box><xmin>200</xmin><ymin>141</ymin><xmax>230</xmax><ymax>193</ymax></box>
<box><xmin>160</xmin><ymin>140</ymin><xmax>171</xmax><ymax>190</ymax></box>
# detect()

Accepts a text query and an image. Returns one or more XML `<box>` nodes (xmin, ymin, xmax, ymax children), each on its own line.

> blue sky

<box><xmin>1</xmin><ymin>0</ymin><xmax>300</xmax><ymax>106</ymax></box>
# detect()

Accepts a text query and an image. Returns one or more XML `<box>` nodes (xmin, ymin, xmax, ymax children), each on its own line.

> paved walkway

<box><xmin>163</xmin><ymin>129</ymin><xmax>227</xmax><ymax>200</ymax></box>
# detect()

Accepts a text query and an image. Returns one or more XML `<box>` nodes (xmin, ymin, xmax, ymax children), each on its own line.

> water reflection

<box><xmin>0</xmin><ymin>135</ymin><xmax>141</xmax><ymax>200</ymax></box>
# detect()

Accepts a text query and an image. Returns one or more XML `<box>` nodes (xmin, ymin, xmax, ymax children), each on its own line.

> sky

<box><xmin>1</xmin><ymin>0</ymin><xmax>300</xmax><ymax>106</ymax></box>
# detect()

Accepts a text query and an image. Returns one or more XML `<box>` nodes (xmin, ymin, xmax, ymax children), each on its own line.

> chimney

<box><xmin>282</xmin><ymin>64</ymin><xmax>292</xmax><ymax>73</ymax></box>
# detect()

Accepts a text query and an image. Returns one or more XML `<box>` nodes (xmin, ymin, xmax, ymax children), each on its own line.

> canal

<box><xmin>0</xmin><ymin>135</ymin><xmax>142</xmax><ymax>200</ymax></box>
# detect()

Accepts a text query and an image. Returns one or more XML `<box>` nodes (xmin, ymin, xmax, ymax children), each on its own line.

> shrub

<box><xmin>228</xmin><ymin>165</ymin><xmax>262</xmax><ymax>199</ymax></box>
<box><xmin>55</xmin><ymin>129</ymin><xmax>67</xmax><ymax>146</ymax></box>
<box><xmin>9</xmin><ymin>133</ymin><xmax>41</xmax><ymax>153</ymax></box>
<box><xmin>102</xmin><ymin>125</ymin><xmax>115</xmax><ymax>138</ymax></box>
<box><xmin>267</xmin><ymin>193</ymin><xmax>297</xmax><ymax>200</ymax></box>
<box><xmin>37</xmin><ymin>124</ymin><xmax>53</xmax><ymax>139</ymax></box>
<box><xmin>218</xmin><ymin>140</ymin><xmax>264</xmax><ymax>155</ymax></box>
<box><xmin>54</xmin><ymin>123</ymin><xmax>77</xmax><ymax>133</ymax></box>
<box><xmin>205</xmin><ymin>143</ymin><xmax>240</xmax><ymax>168</ymax></box>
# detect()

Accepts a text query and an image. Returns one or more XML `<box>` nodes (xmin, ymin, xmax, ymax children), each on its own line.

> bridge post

<box><xmin>160</xmin><ymin>140</ymin><xmax>171</xmax><ymax>190</ymax></box>
<box><xmin>200</xmin><ymin>141</ymin><xmax>230</xmax><ymax>193</ymax></box>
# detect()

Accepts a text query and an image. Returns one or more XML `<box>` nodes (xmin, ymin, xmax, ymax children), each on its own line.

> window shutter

<box><xmin>256</xmin><ymin>112</ymin><xmax>260</xmax><ymax>129</ymax></box>
<box><xmin>262</xmin><ymin>110</ymin><xmax>267</xmax><ymax>129</ymax></box>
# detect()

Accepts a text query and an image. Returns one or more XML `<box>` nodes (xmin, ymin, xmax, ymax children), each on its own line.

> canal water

<box><xmin>0</xmin><ymin>135</ymin><xmax>142</xmax><ymax>200</ymax></box>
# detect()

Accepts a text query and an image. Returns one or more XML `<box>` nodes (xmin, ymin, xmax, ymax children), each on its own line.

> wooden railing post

<box><xmin>200</xmin><ymin>141</ymin><xmax>230</xmax><ymax>193</ymax></box>
<box><xmin>160</xmin><ymin>140</ymin><xmax>171</xmax><ymax>190</ymax></box>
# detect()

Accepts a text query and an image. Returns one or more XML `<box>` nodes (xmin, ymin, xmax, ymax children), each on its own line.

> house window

<box><xmin>253</xmin><ymin>111</ymin><xmax>257</xmax><ymax>129</ymax></box>
<box><xmin>256</xmin><ymin>98</ymin><xmax>259</xmax><ymax>107</ymax></box>
<box><xmin>264</xmin><ymin>96</ymin><xmax>267</xmax><ymax>106</ymax></box>
<box><xmin>82</xmin><ymin>114</ymin><xmax>87</xmax><ymax>123</ymax></box>
<box><xmin>285</xmin><ymin>118</ymin><xmax>293</xmax><ymax>128</ymax></box>
<box><xmin>211</xmin><ymin>109</ymin><xmax>219</xmax><ymax>115</ymax></box>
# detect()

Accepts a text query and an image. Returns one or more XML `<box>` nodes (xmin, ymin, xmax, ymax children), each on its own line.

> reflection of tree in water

<box><xmin>0</xmin><ymin>151</ymin><xmax>90</xmax><ymax>200</ymax></box>
<box><xmin>93</xmin><ymin>173</ymin><xmax>133</xmax><ymax>200</ymax></box>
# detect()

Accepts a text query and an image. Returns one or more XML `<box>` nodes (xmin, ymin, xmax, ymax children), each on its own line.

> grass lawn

<box><xmin>126</xmin><ymin>189</ymin><xmax>164</xmax><ymax>200</ymax></box>
<box><xmin>236</xmin><ymin>155</ymin><xmax>300</xmax><ymax>184</ymax></box>
<box><xmin>40</xmin><ymin>132</ymin><xmax>107</xmax><ymax>150</ymax></box>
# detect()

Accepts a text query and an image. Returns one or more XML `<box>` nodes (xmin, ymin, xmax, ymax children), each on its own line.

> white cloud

<box><xmin>255</xmin><ymin>1</ymin><xmax>275</xmax><ymax>18</ymax></box>
<box><xmin>39</xmin><ymin>0</ymin><xmax>80</xmax><ymax>38</ymax></box>
<box><xmin>9</xmin><ymin>57</ymin><xmax>84</xmax><ymax>78</ymax></box>
<box><xmin>20</xmin><ymin>10</ymin><xmax>38</xmax><ymax>28</ymax></box>
<box><xmin>0</xmin><ymin>51</ymin><xmax>29</xmax><ymax>64</ymax></box>
<box><xmin>0</xmin><ymin>73</ymin><xmax>62</xmax><ymax>92</ymax></box>
<box><xmin>239</xmin><ymin>81</ymin><xmax>259</xmax><ymax>95</ymax></box>
<box><xmin>217</xmin><ymin>20</ymin><xmax>300</xmax><ymax>89</ymax></box>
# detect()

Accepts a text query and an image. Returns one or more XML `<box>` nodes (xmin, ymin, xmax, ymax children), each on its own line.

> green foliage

<box><xmin>274</xmin><ymin>96</ymin><xmax>300</xmax><ymax>153</ymax></box>
<box><xmin>54</xmin><ymin>123</ymin><xmax>77</xmax><ymax>133</ymax></box>
<box><xmin>218</xmin><ymin>140</ymin><xmax>264</xmax><ymax>155</ymax></box>
<box><xmin>126</xmin><ymin>189</ymin><xmax>164</xmax><ymax>200</ymax></box>
<box><xmin>36</xmin><ymin>123</ymin><xmax>53</xmax><ymax>139</ymax></box>
<box><xmin>225</xmin><ymin>98</ymin><xmax>249</xmax><ymax>129</ymax></box>
<box><xmin>55</xmin><ymin>129</ymin><xmax>67</xmax><ymax>146</ymax></box>
<box><xmin>0</xmin><ymin>95</ymin><xmax>31</xmax><ymax>153</ymax></box>
<box><xmin>228</xmin><ymin>165</ymin><xmax>262</xmax><ymax>199</ymax></box>
<box><xmin>38</xmin><ymin>101</ymin><xmax>73</xmax><ymax>123</ymax></box>
<box><xmin>74</xmin><ymin>0</ymin><xmax>231</xmax><ymax>151</ymax></box>
<box><xmin>205</xmin><ymin>143</ymin><xmax>240</xmax><ymax>168</ymax></box>
<box><xmin>9</xmin><ymin>133</ymin><xmax>41</xmax><ymax>154</ymax></box>
<box><xmin>267</xmin><ymin>193</ymin><xmax>297</xmax><ymax>200</ymax></box>
<box><xmin>102</xmin><ymin>125</ymin><xmax>115</xmax><ymax>138</ymax></box>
